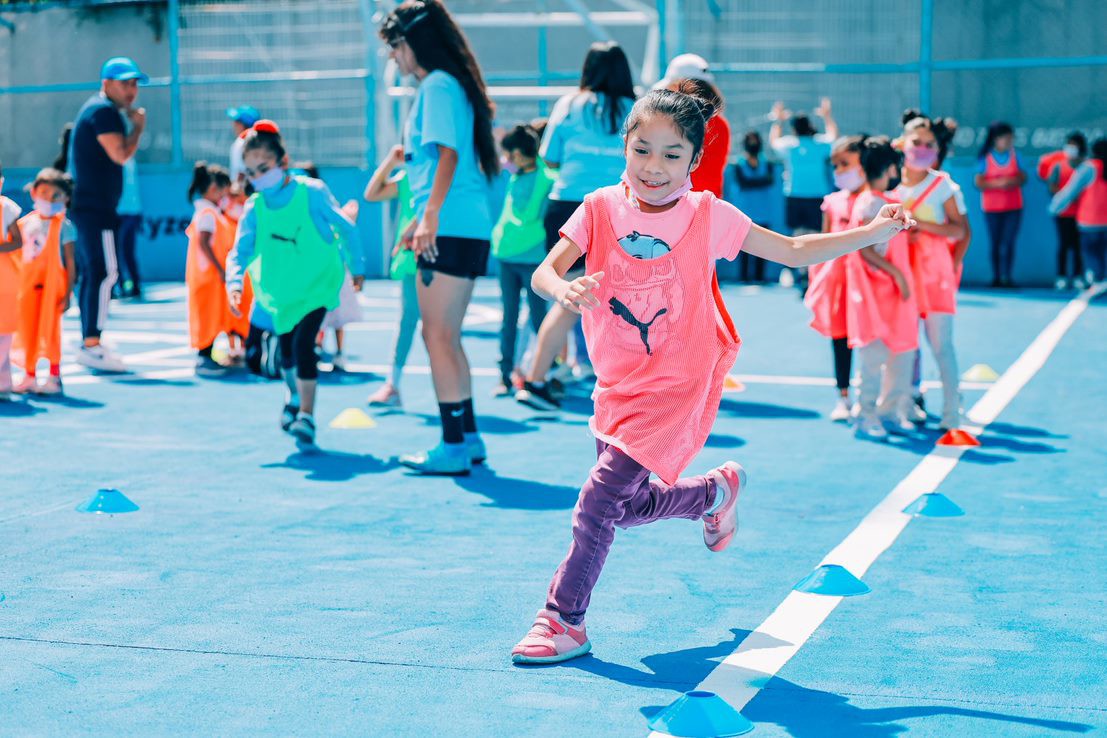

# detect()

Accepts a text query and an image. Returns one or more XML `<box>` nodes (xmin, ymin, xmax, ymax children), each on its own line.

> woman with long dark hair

<box><xmin>514</xmin><ymin>41</ymin><xmax>636</xmax><ymax>412</ymax></box>
<box><xmin>380</xmin><ymin>0</ymin><xmax>498</xmax><ymax>475</ymax></box>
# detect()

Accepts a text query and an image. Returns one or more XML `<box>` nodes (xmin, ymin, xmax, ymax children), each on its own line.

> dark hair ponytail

<box><xmin>624</xmin><ymin>80</ymin><xmax>717</xmax><ymax>159</ymax></box>
<box><xmin>380</xmin><ymin>0</ymin><xmax>499</xmax><ymax>179</ymax></box>
<box><xmin>580</xmin><ymin>41</ymin><xmax>636</xmax><ymax>134</ymax></box>
<box><xmin>859</xmin><ymin>136</ymin><xmax>900</xmax><ymax>184</ymax></box>
<box><xmin>241</xmin><ymin>122</ymin><xmax>287</xmax><ymax>163</ymax></box>
<box><xmin>501</xmin><ymin>124</ymin><xmax>541</xmax><ymax>159</ymax></box>
<box><xmin>902</xmin><ymin>110</ymin><xmax>956</xmax><ymax>166</ymax></box>
<box><xmin>978</xmin><ymin>121</ymin><xmax>1014</xmax><ymax>159</ymax></box>
<box><xmin>188</xmin><ymin>161</ymin><xmax>231</xmax><ymax>201</ymax></box>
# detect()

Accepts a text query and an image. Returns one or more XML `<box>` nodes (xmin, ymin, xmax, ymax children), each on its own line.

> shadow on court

<box><xmin>452</xmin><ymin>466</ymin><xmax>580</xmax><ymax>510</ymax></box>
<box><xmin>719</xmin><ymin>398</ymin><xmax>822</xmax><ymax>420</ymax></box>
<box><xmin>735</xmin><ymin>675</ymin><xmax>1094</xmax><ymax>737</ymax></box>
<box><xmin>261</xmin><ymin>449</ymin><xmax>398</xmax><ymax>482</ymax></box>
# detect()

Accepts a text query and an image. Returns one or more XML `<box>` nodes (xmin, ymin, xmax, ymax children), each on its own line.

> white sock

<box><xmin>282</xmin><ymin>369</ymin><xmax>300</xmax><ymax>407</ymax></box>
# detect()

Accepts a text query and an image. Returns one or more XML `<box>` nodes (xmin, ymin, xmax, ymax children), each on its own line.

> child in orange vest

<box><xmin>1050</xmin><ymin>137</ymin><xmax>1107</xmax><ymax>283</ymax></box>
<box><xmin>974</xmin><ymin>122</ymin><xmax>1026</xmax><ymax>288</ymax></box>
<box><xmin>221</xmin><ymin>182</ymin><xmax>252</xmax><ymax>363</ymax></box>
<box><xmin>0</xmin><ymin>160</ymin><xmax>24</xmax><ymax>401</ymax></box>
<box><xmin>511</xmin><ymin>85</ymin><xmax>913</xmax><ymax>664</ymax></box>
<box><xmin>14</xmin><ymin>169</ymin><xmax>77</xmax><ymax>395</ymax></box>
<box><xmin>185</xmin><ymin>162</ymin><xmax>234</xmax><ymax>376</ymax></box>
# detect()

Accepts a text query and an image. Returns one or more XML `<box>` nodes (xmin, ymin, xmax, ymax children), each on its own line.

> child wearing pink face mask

<box><xmin>509</xmin><ymin>83</ymin><xmax>915</xmax><ymax>665</ymax></box>
<box><xmin>895</xmin><ymin>115</ymin><xmax>968</xmax><ymax>430</ymax></box>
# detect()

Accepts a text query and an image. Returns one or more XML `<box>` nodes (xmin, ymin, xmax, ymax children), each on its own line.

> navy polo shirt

<box><xmin>70</xmin><ymin>94</ymin><xmax>125</xmax><ymax>214</ymax></box>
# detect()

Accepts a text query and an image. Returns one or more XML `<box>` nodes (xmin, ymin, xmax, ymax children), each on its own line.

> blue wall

<box><xmin>1</xmin><ymin>161</ymin><xmax>1066</xmax><ymax>285</ymax></box>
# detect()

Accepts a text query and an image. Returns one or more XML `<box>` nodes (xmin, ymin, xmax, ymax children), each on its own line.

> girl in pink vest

<box><xmin>844</xmin><ymin>138</ymin><xmax>919</xmax><ymax>440</ymax></box>
<box><xmin>1050</xmin><ymin>137</ymin><xmax>1107</xmax><ymax>283</ymax></box>
<box><xmin>1039</xmin><ymin>132</ymin><xmax>1087</xmax><ymax>289</ymax></box>
<box><xmin>805</xmin><ymin>135</ymin><xmax>865</xmax><ymax>422</ymax></box>
<box><xmin>974</xmin><ymin>122</ymin><xmax>1026</xmax><ymax>287</ymax></box>
<box><xmin>511</xmin><ymin>84</ymin><xmax>915</xmax><ymax>665</ymax></box>
<box><xmin>895</xmin><ymin>115</ymin><xmax>968</xmax><ymax>431</ymax></box>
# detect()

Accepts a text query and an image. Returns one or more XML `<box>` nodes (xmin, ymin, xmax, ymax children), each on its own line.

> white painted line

<box><xmin>734</xmin><ymin>373</ymin><xmax>993</xmax><ymax>391</ymax></box>
<box><xmin>650</xmin><ymin>281</ymin><xmax>1106</xmax><ymax>733</ymax></box>
<box><xmin>64</xmin><ymin>367</ymin><xmax>196</xmax><ymax>387</ymax></box>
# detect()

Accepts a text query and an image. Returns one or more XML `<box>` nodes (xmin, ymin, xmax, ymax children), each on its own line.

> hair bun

<box><xmin>252</xmin><ymin>119</ymin><xmax>281</xmax><ymax>134</ymax></box>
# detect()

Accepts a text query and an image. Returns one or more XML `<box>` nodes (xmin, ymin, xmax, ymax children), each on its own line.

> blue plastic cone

<box><xmin>903</xmin><ymin>492</ymin><xmax>964</xmax><ymax>518</ymax></box>
<box><xmin>647</xmin><ymin>691</ymin><xmax>754</xmax><ymax>737</ymax></box>
<box><xmin>793</xmin><ymin>564</ymin><xmax>870</xmax><ymax>596</ymax></box>
<box><xmin>76</xmin><ymin>489</ymin><xmax>139</xmax><ymax>514</ymax></box>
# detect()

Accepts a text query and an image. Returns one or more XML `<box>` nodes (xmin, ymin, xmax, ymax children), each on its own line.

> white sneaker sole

<box><xmin>511</xmin><ymin>639</ymin><xmax>592</xmax><ymax>664</ymax></box>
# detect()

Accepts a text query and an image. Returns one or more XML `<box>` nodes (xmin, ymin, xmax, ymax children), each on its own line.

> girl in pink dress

<box><xmin>844</xmin><ymin>137</ymin><xmax>919</xmax><ymax>440</ymax></box>
<box><xmin>511</xmin><ymin>84</ymin><xmax>915</xmax><ymax>664</ymax></box>
<box><xmin>805</xmin><ymin>135</ymin><xmax>866</xmax><ymax>422</ymax></box>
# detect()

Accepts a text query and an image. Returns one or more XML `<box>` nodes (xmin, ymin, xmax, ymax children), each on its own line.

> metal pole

<box><xmin>919</xmin><ymin>0</ymin><xmax>933</xmax><ymax>113</ymax></box>
<box><xmin>167</xmin><ymin>0</ymin><xmax>183</xmax><ymax>167</ymax></box>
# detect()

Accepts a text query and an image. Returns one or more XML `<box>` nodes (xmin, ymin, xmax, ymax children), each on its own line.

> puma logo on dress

<box><xmin>608</xmin><ymin>296</ymin><xmax>667</xmax><ymax>355</ymax></box>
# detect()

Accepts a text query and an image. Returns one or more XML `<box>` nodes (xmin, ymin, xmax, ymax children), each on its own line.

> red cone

<box><xmin>937</xmin><ymin>429</ymin><xmax>981</xmax><ymax>447</ymax></box>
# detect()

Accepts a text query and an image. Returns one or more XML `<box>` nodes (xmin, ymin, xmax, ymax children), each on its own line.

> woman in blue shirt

<box><xmin>514</xmin><ymin>41</ymin><xmax>636</xmax><ymax>412</ymax></box>
<box><xmin>380</xmin><ymin>0</ymin><xmax>499</xmax><ymax>475</ymax></box>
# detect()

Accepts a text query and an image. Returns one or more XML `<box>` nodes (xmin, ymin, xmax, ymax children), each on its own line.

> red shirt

<box><xmin>692</xmin><ymin>115</ymin><xmax>731</xmax><ymax>198</ymax></box>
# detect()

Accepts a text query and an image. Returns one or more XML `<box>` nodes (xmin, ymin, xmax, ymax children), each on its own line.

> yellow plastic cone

<box><xmin>962</xmin><ymin>363</ymin><xmax>999</xmax><ymax>382</ymax></box>
<box><xmin>723</xmin><ymin>374</ymin><xmax>745</xmax><ymax>392</ymax></box>
<box><xmin>329</xmin><ymin>408</ymin><xmax>378</xmax><ymax>429</ymax></box>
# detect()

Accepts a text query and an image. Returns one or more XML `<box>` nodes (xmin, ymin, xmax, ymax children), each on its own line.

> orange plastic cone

<box><xmin>937</xmin><ymin>429</ymin><xmax>980</xmax><ymax>447</ymax></box>
<box><xmin>723</xmin><ymin>375</ymin><xmax>745</xmax><ymax>392</ymax></box>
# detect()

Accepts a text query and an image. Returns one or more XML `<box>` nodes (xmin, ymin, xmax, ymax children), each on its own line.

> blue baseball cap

<box><xmin>101</xmin><ymin>56</ymin><xmax>149</xmax><ymax>83</ymax></box>
<box><xmin>227</xmin><ymin>106</ymin><xmax>261</xmax><ymax>127</ymax></box>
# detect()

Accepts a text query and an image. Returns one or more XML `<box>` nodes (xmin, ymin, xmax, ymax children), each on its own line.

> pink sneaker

<box><xmin>366</xmin><ymin>382</ymin><xmax>402</xmax><ymax>408</ymax></box>
<box><xmin>702</xmin><ymin>462</ymin><xmax>746</xmax><ymax>552</ymax></box>
<box><xmin>511</xmin><ymin>608</ymin><xmax>591</xmax><ymax>664</ymax></box>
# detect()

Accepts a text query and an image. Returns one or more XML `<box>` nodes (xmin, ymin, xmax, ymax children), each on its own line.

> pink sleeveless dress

<box><xmin>805</xmin><ymin>189</ymin><xmax>857</xmax><ymax>338</ymax></box>
<box><xmin>844</xmin><ymin>191</ymin><xmax>919</xmax><ymax>353</ymax></box>
<box><xmin>580</xmin><ymin>187</ymin><xmax>741</xmax><ymax>485</ymax></box>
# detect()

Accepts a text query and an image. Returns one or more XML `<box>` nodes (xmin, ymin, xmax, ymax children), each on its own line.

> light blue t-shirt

<box><xmin>772</xmin><ymin>134</ymin><xmax>833</xmax><ymax>198</ymax></box>
<box><xmin>540</xmin><ymin>92</ymin><xmax>634</xmax><ymax>202</ymax></box>
<box><xmin>403</xmin><ymin>69</ymin><xmax>492</xmax><ymax>240</ymax></box>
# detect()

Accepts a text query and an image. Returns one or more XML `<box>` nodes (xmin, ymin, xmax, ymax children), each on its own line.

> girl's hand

<box><xmin>816</xmin><ymin>96</ymin><xmax>832</xmax><ymax>118</ymax></box>
<box><xmin>352</xmin><ymin>274</ymin><xmax>365</xmax><ymax>291</ymax></box>
<box><xmin>869</xmin><ymin>204</ymin><xmax>916</xmax><ymax>240</ymax></box>
<box><xmin>412</xmin><ymin>210</ymin><xmax>439</xmax><ymax>262</ymax></box>
<box><xmin>892</xmin><ymin>269</ymin><xmax>912</xmax><ymax>302</ymax></box>
<box><xmin>556</xmin><ymin>271</ymin><xmax>604</xmax><ymax>314</ymax></box>
<box><xmin>228</xmin><ymin>288</ymin><xmax>243</xmax><ymax>318</ymax></box>
<box><xmin>342</xmin><ymin>200</ymin><xmax>360</xmax><ymax>222</ymax></box>
<box><xmin>770</xmin><ymin>101</ymin><xmax>790</xmax><ymax>121</ymax></box>
<box><xmin>392</xmin><ymin>219</ymin><xmax>419</xmax><ymax>256</ymax></box>
<box><xmin>389</xmin><ymin>145</ymin><xmax>405</xmax><ymax>165</ymax></box>
<box><xmin>58</xmin><ymin>294</ymin><xmax>71</xmax><ymax>313</ymax></box>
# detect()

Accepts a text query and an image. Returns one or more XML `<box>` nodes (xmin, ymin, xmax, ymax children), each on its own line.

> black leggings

<box><xmin>279</xmin><ymin>307</ymin><xmax>327</xmax><ymax>381</ymax></box>
<box><xmin>832</xmin><ymin>336</ymin><xmax>852</xmax><ymax>392</ymax></box>
<box><xmin>1055</xmin><ymin>216</ymin><xmax>1083</xmax><ymax>278</ymax></box>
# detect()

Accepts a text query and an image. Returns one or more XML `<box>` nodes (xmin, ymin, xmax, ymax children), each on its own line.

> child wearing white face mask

<box><xmin>224</xmin><ymin>121</ymin><xmax>366</xmax><ymax>449</ymax></box>
<box><xmin>14</xmin><ymin>169</ymin><xmax>78</xmax><ymax>395</ymax></box>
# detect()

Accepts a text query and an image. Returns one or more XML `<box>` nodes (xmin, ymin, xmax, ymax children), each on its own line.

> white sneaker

<box><xmin>367</xmin><ymin>382</ymin><xmax>402</xmax><ymax>408</ymax></box>
<box><xmin>855</xmin><ymin>412</ymin><xmax>888</xmax><ymax>441</ymax></box>
<box><xmin>77</xmin><ymin>344</ymin><xmax>127</xmax><ymax>372</ymax></box>
<box><xmin>939</xmin><ymin>408</ymin><xmax>964</xmax><ymax>431</ymax></box>
<box><xmin>1055</xmin><ymin>277</ymin><xmax>1070</xmax><ymax>291</ymax></box>
<box><xmin>1074</xmin><ymin>276</ymin><xmax>1088</xmax><ymax>290</ymax></box>
<box><xmin>829</xmin><ymin>397</ymin><xmax>851</xmax><ymax>422</ymax></box>
<box><xmin>331</xmin><ymin>352</ymin><xmax>347</xmax><ymax>372</ymax></box>
<box><xmin>882</xmin><ymin>412</ymin><xmax>916</xmax><ymax>435</ymax></box>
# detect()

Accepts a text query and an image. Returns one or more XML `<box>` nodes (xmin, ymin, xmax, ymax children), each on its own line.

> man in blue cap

<box><xmin>68</xmin><ymin>56</ymin><xmax>149</xmax><ymax>371</ymax></box>
<box><xmin>227</xmin><ymin>105</ymin><xmax>260</xmax><ymax>185</ymax></box>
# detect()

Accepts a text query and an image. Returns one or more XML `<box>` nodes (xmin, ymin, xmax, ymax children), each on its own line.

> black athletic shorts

<box><xmin>785</xmin><ymin>196</ymin><xmax>825</xmax><ymax>233</ymax></box>
<box><xmin>417</xmin><ymin>236</ymin><xmax>491</xmax><ymax>280</ymax></box>
<box><xmin>544</xmin><ymin>198</ymin><xmax>586</xmax><ymax>273</ymax></box>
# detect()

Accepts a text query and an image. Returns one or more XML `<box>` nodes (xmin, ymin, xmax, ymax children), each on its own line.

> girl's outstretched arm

<box><xmin>742</xmin><ymin>204</ymin><xmax>916</xmax><ymax>268</ymax></box>
<box><xmin>364</xmin><ymin>145</ymin><xmax>404</xmax><ymax>202</ymax></box>
<box><xmin>0</xmin><ymin>222</ymin><xmax>21</xmax><ymax>253</ymax></box>
<box><xmin>532</xmin><ymin>237</ymin><xmax>604</xmax><ymax>314</ymax></box>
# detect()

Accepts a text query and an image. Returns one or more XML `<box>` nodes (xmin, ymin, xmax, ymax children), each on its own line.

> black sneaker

<box><xmin>515</xmin><ymin>381</ymin><xmax>561</xmax><ymax>411</ymax></box>
<box><xmin>288</xmin><ymin>414</ymin><xmax>316</xmax><ymax>445</ymax></box>
<box><xmin>280</xmin><ymin>403</ymin><xmax>300</xmax><ymax>432</ymax></box>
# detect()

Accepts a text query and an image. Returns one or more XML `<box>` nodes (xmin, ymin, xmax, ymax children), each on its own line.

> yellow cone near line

<box><xmin>962</xmin><ymin>363</ymin><xmax>999</xmax><ymax>382</ymax></box>
<box><xmin>329</xmin><ymin>408</ymin><xmax>377</xmax><ymax>429</ymax></box>
<box><xmin>723</xmin><ymin>375</ymin><xmax>745</xmax><ymax>392</ymax></box>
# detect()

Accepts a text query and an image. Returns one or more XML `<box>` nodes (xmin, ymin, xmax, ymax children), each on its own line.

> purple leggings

<box><xmin>546</xmin><ymin>439</ymin><xmax>717</xmax><ymax>625</ymax></box>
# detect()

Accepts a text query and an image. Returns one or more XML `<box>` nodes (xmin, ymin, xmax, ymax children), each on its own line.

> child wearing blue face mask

<box><xmin>14</xmin><ymin>169</ymin><xmax>78</xmax><ymax>395</ymax></box>
<box><xmin>225</xmin><ymin>121</ymin><xmax>366</xmax><ymax>449</ymax></box>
